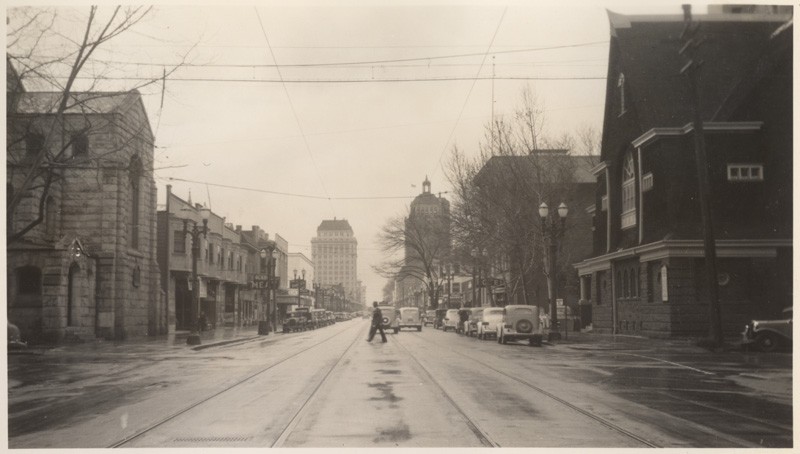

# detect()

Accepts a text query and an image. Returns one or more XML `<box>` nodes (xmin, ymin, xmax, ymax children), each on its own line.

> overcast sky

<box><xmin>8</xmin><ymin>0</ymin><xmax>734</xmax><ymax>303</ymax></box>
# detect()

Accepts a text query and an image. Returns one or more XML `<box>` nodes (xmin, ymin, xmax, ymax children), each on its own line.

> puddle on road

<box><xmin>367</xmin><ymin>381</ymin><xmax>403</xmax><ymax>408</ymax></box>
<box><xmin>373</xmin><ymin>422</ymin><xmax>411</xmax><ymax>443</ymax></box>
<box><xmin>376</xmin><ymin>369</ymin><xmax>401</xmax><ymax>375</ymax></box>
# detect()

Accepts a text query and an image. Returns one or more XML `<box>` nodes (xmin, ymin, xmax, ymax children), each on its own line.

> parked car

<box><xmin>282</xmin><ymin>311</ymin><xmax>310</xmax><ymax>332</ymax></box>
<box><xmin>378</xmin><ymin>305</ymin><xmax>400</xmax><ymax>334</ymax></box>
<box><xmin>464</xmin><ymin>308</ymin><xmax>484</xmax><ymax>337</ymax></box>
<box><xmin>478</xmin><ymin>307</ymin><xmax>504</xmax><ymax>340</ymax></box>
<box><xmin>443</xmin><ymin>309</ymin><xmax>460</xmax><ymax>332</ymax></box>
<box><xmin>742</xmin><ymin>307</ymin><xmax>792</xmax><ymax>352</ymax></box>
<box><xmin>498</xmin><ymin>305</ymin><xmax>542</xmax><ymax>346</ymax></box>
<box><xmin>399</xmin><ymin>307</ymin><xmax>423</xmax><ymax>331</ymax></box>
<box><xmin>424</xmin><ymin>310</ymin><xmax>436</xmax><ymax>326</ymax></box>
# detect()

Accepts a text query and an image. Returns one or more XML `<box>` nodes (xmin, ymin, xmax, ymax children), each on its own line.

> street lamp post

<box><xmin>259</xmin><ymin>243</ymin><xmax>278</xmax><ymax>335</ymax></box>
<box><xmin>184</xmin><ymin>207</ymin><xmax>211</xmax><ymax>345</ymax></box>
<box><xmin>445</xmin><ymin>264</ymin><xmax>453</xmax><ymax>309</ymax></box>
<box><xmin>293</xmin><ymin>268</ymin><xmax>306</xmax><ymax>308</ymax></box>
<box><xmin>539</xmin><ymin>202</ymin><xmax>568</xmax><ymax>342</ymax></box>
<box><xmin>470</xmin><ymin>248</ymin><xmax>478</xmax><ymax>307</ymax></box>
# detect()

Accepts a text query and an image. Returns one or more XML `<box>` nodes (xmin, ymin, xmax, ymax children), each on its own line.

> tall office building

<box><xmin>311</xmin><ymin>218</ymin><xmax>358</xmax><ymax>302</ymax></box>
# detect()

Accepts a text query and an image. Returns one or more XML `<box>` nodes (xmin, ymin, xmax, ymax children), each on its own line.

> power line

<box><xmin>255</xmin><ymin>7</ymin><xmax>335</xmax><ymax>217</ymax></box>
<box><xmin>73</xmin><ymin>75</ymin><xmax>606</xmax><ymax>83</ymax></box>
<box><xmin>433</xmin><ymin>6</ymin><xmax>508</xmax><ymax>175</ymax></box>
<box><xmin>69</xmin><ymin>40</ymin><xmax>609</xmax><ymax>68</ymax></box>
<box><xmin>167</xmin><ymin>177</ymin><xmax>420</xmax><ymax>201</ymax></box>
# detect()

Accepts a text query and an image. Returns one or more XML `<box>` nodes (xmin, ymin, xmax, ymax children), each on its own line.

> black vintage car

<box><xmin>283</xmin><ymin>310</ymin><xmax>311</xmax><ymax>332</ymax></box>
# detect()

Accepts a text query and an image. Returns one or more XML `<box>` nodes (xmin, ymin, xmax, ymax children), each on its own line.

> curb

<box><xmin>190</xmin><ymin>335</ymin><xmax>264</xmax><ymax>351</ymax></box>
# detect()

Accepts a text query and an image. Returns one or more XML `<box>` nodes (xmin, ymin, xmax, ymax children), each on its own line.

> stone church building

<box><xmin>7</xmin><ymin>62</ymin><xmax>163</xmax><ymax>342</ymax></box>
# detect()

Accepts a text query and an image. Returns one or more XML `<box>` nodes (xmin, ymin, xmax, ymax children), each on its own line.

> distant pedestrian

<box><xmin>198</xmin><ymin>311</ymin><xmax>208</xmax><ymax>332</ymax></box>
<box><xmin>367</xmin><ymin>302</ymin><xmax>387</xmax><ymax>343</ymax></box>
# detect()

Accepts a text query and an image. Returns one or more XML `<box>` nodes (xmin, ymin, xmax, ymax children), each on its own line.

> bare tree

<box><xmin>6</xmin><ymin>6</ymin><xmax>193</xmax><ymax>244</ymax></box>
<box><xmin>445</xmin><ymin>87</ymin><xmax>599</xmax><ymax>309</ymax></box>
<box><xmin>374</xmin><ymin>209</ymin><xmax>451</xmax><ymax>310</ymax></box>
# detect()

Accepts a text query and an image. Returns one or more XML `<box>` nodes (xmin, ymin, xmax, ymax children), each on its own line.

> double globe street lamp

<box><xmin>539</xmin><ymin>202</ymin><xmax>568</xmax><ymax>342</ymax></box>
<box><xmin>259</xmin><ymin>244</ymin><xmax>278</xmax><ymax>335</ymax></box>
<box><xmin>184</xmin><ymin>206</ymin><xmax>211</xmax><ymax>346</ymax></box>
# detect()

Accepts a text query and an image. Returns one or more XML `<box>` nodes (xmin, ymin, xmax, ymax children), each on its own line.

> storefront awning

<box><xmin>276</xmin><ymin>295</ymin><xmax>315</xmax><ymax>306</ymax></box>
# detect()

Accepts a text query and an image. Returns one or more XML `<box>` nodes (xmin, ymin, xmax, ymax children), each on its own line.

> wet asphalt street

<box><xmin>7</xmin><ymin>318</ymin><xmax>792</xmax><ymax>448</ymax></box>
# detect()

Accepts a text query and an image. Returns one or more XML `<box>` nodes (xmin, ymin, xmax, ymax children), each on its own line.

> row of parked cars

<box><xmin>429</xmin><ymin>305</ymin><xmax>544</xmax><ymax>346</ymax></box>
<box><xmin>282</xmin><ymin>308</ymin><xmax>340</xmax><ymax>332</ymax></box>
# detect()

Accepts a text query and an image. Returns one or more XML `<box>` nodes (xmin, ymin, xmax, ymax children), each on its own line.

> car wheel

<box><xmin>756</xmin><ymin>332</ymin><xmax>782</xmax><ymax>352</ymax></box>
<box><xmin>394</xmin><ymin>328</ymin><xmax>399</xmax><ymax>334</ymax></box>
<box><xmin>418</xmin><ymin>326</ymin><xmax>422</xmax><ymax>332</ymax></box>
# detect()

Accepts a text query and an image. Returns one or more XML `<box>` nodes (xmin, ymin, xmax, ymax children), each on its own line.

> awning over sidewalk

<box><xmin>275</xmin><ymin>295</ymin><xmax>314</xmax><ymax>306</ymax></box>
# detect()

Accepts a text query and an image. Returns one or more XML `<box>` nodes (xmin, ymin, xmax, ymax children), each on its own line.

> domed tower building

<box><xmin>396</xmin><ymin>177</ymin><xmax>451</xmax><ymax>309</ymax></box>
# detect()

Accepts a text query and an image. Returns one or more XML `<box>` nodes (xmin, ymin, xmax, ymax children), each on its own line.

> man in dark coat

<box><xmin>367</xmin><ymin>302</ymin><xmax>387</xmax><ymax>342</ymax></box>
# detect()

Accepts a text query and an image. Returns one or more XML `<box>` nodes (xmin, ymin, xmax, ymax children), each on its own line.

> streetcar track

<box><xmin>392</xmin><ymin>335</ymin><xmax>500</xmax><ymax>447</ymax></box>
<box><xmin>107</xmin><ymin>323</ymin><xmax>360</xmax><ymax>448</ymax></box>
<box><xmin>271</xmin><ymin>324</ymin><xmax>365</xmax><ymax>447</ymax></box>
<box><xmin>406</xmin><ymin>331</ymin><xmax>660</xmax><ymax>448</ymax></box>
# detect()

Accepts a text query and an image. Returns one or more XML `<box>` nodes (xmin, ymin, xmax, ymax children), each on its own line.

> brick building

<box><xmin>574</xmin><ymin>9</ymin><xmax>792</xmax><ymax>337</ymax></box>
<box><xmin>7</xmin><ymin>69</ymin><xmax>162</xmax><ymax>342</ymax></box>
<box><xmin>157</xmin><ymin>186</ymin><xmax>252</xmax><ymax>331</ymax></box>
<box><xmin>472</xmin><ymin>152</ymin><xmax>596</xmax><ymax>324</ymax></box>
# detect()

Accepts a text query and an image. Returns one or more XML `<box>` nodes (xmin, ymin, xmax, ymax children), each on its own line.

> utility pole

<box><xmin>491</xmin><ymin>55</ymin><xmax>496</xmax><ymax>153</ymax></box>
<box><xmin>680</xmin><ymin>4</ymin><xmax>723</xmax><ymax>348</ymax></box>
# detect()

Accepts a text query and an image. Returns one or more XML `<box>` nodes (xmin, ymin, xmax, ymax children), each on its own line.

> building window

<box><xmin>45</xmin><ymin>196</ymin><xmax>57</xmax><ymax>238</ymax></box>
<box><xmin>129</xmin><ymin>156</ymin><xmax>142</xmax><ymax>249</ymax></box>
<box><xmin>727</xmin><ymin>164</ymin><xmax>763</xmax><ymax>182</ymax></box>
<box><xmin>621</xmin><ymin>152</ymin><xmax>636</xmax><ymax>229</ymax></box>
<box><xmin>173</xmin><ymin>230</ymin><xmax>186</xmax><ymax>253</ymax></box>
<box><xmin>617</xmin><ymin>73</ymin><xmax>626</xmax><ymax>116</ymax></box>
<box><xmin>25</xmin><ymin>133</ymin><xmax>45</xmax><ymax>157</ymax></box>
<box><xmin>642</xmin><ymin>172</ymin><xmax>654</xmax><ymax>192</ymax></box>
<box><xmin>133</xmin><ymin>265</ymin><xmax>141</xmax><ymax>288</ymax></box>
<box><xmin>71</xmin><ymin>133</ymin><xmax>88</xmax><ymax>157</ymax></box>
<box><xmin>17</xmin><ymin>266</ymin><xmax>42</xmax><ymax>295</ymax></box>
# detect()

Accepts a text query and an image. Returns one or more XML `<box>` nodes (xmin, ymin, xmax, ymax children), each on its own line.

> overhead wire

<box><xmin>71</xmin><ymin>75</ymin><xmax>606</xmax><ymax>83</ymax></box>
<box><xmin>254</xmin><ymin>7</ymin><xmax>335</xmax><ymax>216</ymax></box>
<box><xmin>63</xmin><ymin>40</ymin><xmax>609</xmax><ymax>68</ymax></box>
<box><xmin>167</xmin><ymin>176</ymin><xmax>425</xmax><ymax>201</ymax></box>
<box><xmin>432</xmin><ymin>6</ymin><xmax>508</xmax><ymax>176</ymax></box>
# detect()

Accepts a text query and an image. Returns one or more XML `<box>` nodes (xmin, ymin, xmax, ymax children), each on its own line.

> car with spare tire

<box><xmin>498</xmin><ymin>305</ymin><xmax>542</xmax><ymax>346</ymax></box>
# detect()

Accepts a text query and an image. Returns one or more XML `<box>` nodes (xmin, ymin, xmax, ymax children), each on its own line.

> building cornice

<box><xmin>575</xmin><ymin>238</ymin><xmax>791</xmax><ymax>275</ymax></box>
<box><xmin>631</xmin><ymin>121</ymin><xmax>763</xmax><ymax>148</ymax></box>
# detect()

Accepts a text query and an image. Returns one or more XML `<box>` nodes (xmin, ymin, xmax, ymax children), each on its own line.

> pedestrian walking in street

<box><xmin>367</xmin><ymin>302</ymin><xmax>387</xmax><ymax>343</ymax></box>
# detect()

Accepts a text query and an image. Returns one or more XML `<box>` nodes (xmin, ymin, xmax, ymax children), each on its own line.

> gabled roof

<box><xmin>317</xmin><ymin>219</ymin><xmax>353</xmax><ymax>232</ymax></box>
<box><xmin>13</xmin><ymin>90</ymin><xmax>155</xmax><ymax>141</ymax></box>
<box><xmin>606</xmin><ymin>10</ymin><xmax>792</xmax><ymax>131</ymax></box>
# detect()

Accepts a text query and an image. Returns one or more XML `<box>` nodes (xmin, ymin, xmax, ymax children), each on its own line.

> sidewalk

<box><xmin>544</xmin><ymin>329</ymin><xmax>744</xmax><ymax>352</ymax></box>
<box><xmin>15</xmin><ymin>325</ymin><xmax>271</xmax><ymax>356</ymax></box>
